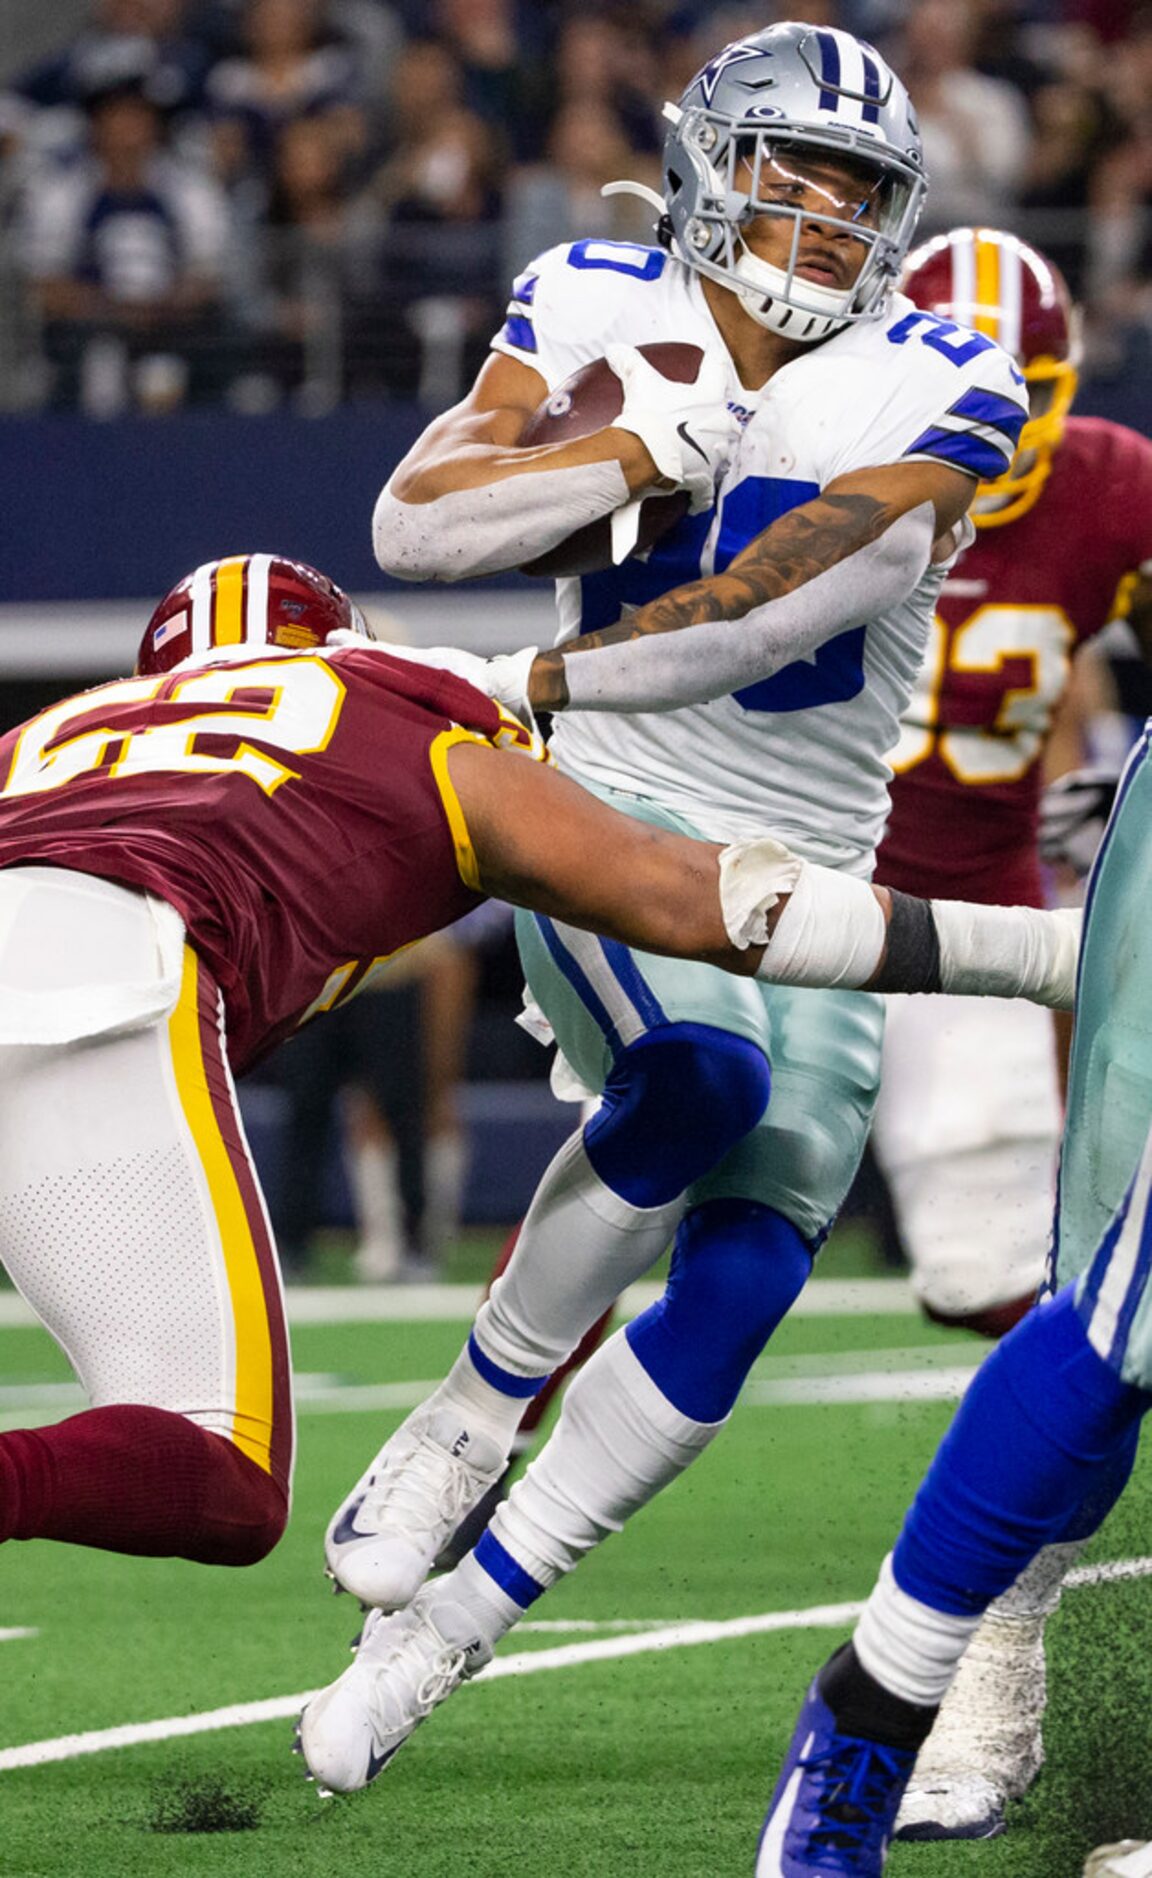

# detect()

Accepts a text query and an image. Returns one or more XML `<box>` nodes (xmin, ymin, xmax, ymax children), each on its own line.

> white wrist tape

<box><xmin>718</xmin><ymin>840</ymin><xmax>887</xmax><ymax>989</ymax></box>
<box><xmin>372</xmin><ymin>461</ymin><xmax>629</xmax><ymax>582</ymax></box>
<box><xmin>931</xmin><ymin>901</ymin><xmax>1081</xmax><ymax>1010</ymax></box>
<box><xmin>561</xmin><ymin>503</ymin><xmax>936</xmax><ymax>713</ymax></box>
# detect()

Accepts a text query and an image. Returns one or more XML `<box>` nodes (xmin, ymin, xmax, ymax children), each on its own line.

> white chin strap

<box><xmin>731</xmin><ymin>248</ymin><xmax>852</xmax><ymax>342</ymax></box>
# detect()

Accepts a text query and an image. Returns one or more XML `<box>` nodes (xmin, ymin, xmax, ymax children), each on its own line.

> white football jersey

<box><xmin>494</xmin><ymin>240</ymin><xmax>1027</xmax><ymax>873</ymax></box>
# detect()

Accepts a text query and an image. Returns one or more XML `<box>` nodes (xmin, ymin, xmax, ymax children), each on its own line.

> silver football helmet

<box><xmin>612</xmin><ymin>23</ymin><xmax>926</xmax><ymax>343</ymax></box>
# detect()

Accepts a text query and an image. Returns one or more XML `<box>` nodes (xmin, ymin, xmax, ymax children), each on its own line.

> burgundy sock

<box><xmin>0</xmin><ymin>1404</ymin><xmax>287</xmax><ymax>1566</ymax></box>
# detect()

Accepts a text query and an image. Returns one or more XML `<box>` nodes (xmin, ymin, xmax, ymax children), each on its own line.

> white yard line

<box><xmin>4</xmin><ymin>1555</ymin><xmax>1151</xmax><ymax>1774</ymax></box>
<box><xmin>0</xmin><ymin>1349</ymin><xmax>983</xmax><ymax>1432</ymax></box>
<box><xmin>0</xmin><ymin>1276</ymin><xmax>918</xmax><ymax>1332</ymax></box>
<box><xmin>0</xmin><ymin>1601</ymin><xmax>867</xmax><ymax>1771</ymax></box>
<box><xmin>1066</xmin><ymin>1555</ymin><xmax>1152</xmax><ymax>1587</ymax></box>
<box><xmin>0</xmin><ymin>1630</ymin><xmax>37</xmax><ymax>1643</ymax></box>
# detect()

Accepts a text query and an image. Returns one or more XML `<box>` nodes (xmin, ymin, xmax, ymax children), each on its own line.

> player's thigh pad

<box><xmin>0</xmin><ymin>940</ymin><xmax>293</xmax><ymax>1492</ymax></box>
<box><xmin>515</xmin><ymin>905</ymin><xmax>772</xmax><ymax>1098</ymax></box>
<box><xmin>515</xmin><ymin>782</ymin><xmax>883</xmax><ymax>1246</ymax></box>
<box><xmin>685</xmin><ymin>982</ymin><xmax>884</xmax><ymax>1244</ymax></box>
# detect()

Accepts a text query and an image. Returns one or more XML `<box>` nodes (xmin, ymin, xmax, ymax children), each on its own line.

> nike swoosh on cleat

<box><xmin>676</xmin><ymin>421</ymin><xmax>710</xmax><ymax>465</ymax></box>
<box><xmin>366</xmin><ymin>1742</ymin><xmax>401</xmax><ymax>1783</ymax></box>
<box><xmin>329</xmin><ymin>1497</ymin><xmax>376</xmax><ymax>1546</ymax></box>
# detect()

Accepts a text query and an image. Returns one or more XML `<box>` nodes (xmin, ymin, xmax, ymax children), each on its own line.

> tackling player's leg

<box><xmin>0</xmin><ymin>875</ymin><xmax>291</xmax><ymax>1565</ymax></box>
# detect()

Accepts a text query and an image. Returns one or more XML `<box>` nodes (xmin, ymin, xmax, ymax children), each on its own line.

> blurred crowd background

<box><xmin>2</xmin><ymin>0</ymin><xmax>1152</xmax><ymax>417</ymax></box>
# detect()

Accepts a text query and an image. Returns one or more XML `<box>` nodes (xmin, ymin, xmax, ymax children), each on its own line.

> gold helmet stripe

<box><xmin>973</xmin><ymin>228</ymin><xmax>1001</xmax><ymax>339</ymax></box>
<box><xmin>213</xmin><ymin>556</ymin><xmax>247</xmax><ymax>645</ymax></box>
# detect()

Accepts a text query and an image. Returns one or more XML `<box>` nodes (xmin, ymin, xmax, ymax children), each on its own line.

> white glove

<box><xmin>605</xmin><ymin>342</ymin><xmax>741</xmax><ymax>521</ymax></box>
<box><xmin>1039</xmin><ymin>765</ymin><xmax>1121</xmax><ymax>877</ymax></box>
<box><xmin>328</xmin><ymin>634</ymin><xmax>539</xmax><ymax>731</ymax></box>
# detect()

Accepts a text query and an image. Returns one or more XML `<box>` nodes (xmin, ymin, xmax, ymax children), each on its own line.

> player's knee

<box><xmin>188</xmin><ymin>1431</ymin><xmax>290</xmax><ymax>1567</ymax></box>
<box><xmin>627</xmin><ymin>1200</ymin><xmax>811</xmax><ymax>1421</ymax></box>
<box><xmin>584</xmin><ymin>1024</ymin><xmax>770</xmax><ymax>1209</ymax></box>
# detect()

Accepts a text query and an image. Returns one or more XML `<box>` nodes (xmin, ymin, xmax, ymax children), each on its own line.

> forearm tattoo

<box><xmin>529</xmin><ymin>490</ymin><xmax>901</xmax><ymax>713</ymax></box>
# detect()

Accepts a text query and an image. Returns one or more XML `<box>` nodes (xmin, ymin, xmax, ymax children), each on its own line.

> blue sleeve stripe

<box><xmin>501</xmin><ymin>313</ymin><xmax>537</xmax><ymax>353</ymax></box>
<box><xmin>949</xmin><ymin>385</ymin><xmax>1028</xmax><ymax>434</ymax></box>
<box><xmin>904</xmin><ymin>427</ymin><xmax>1013</xmax><ymax>478</ymax></box>
<box><xmin>511</xmin><ymin>270</ymin><xmax>538</xmax><ymax>305</ymax></box>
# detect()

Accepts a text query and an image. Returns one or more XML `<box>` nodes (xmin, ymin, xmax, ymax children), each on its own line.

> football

<box><xmin>518</xmin><ymin>342</ymin><xmax>703</xmax><ymax>577</ymax></box>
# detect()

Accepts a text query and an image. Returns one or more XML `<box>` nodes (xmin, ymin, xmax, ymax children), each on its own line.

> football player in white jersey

<box><xmin>298</xmin><ymin>23</ymin><xmax>1030</xmax><ymax>1795</ymax></box>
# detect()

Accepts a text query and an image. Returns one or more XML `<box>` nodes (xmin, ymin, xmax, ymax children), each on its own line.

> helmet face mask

<box><xmin>137</xmin><ymin>553</ymin><xmax>373</xmax><ymax>676</ymax></box>
<box><xmin>901</xmin><ymin>226</ymin><xmax>1080</xmax><ymax>527</ymax></box>
<box><xmin>655</xmin><ymin>25</ymin><xmax>926</xmax><ymax>342</ymax></box>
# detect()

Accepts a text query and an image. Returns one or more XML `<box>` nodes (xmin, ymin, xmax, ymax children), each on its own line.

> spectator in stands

<box><xmin>1081</xmin><ymin>11</ymin><xmax>1152</xmax><ymax>316</ymax></box>
<box><xmin>896</xmin><ymin>0</ymin><xmax>1032</xmax><ymax>230</ymax></box>
<box><xmin>430</xmin><ymin>0</ymin><xmax>553</xmax><ymax>162</ymax></box>
<box><xmin>547</xmin><ymin>14</ymin><xmax>663</xmax><ymax>159</ymax></box>
<box><xmin>359</xmin><ymin>37</ymin><xmax>505</xmax><ymax>402</ymax></box>
<box><xmin>204</xmin><ymin>0</ymin><xmax>365</xmax><ymax>191</ymax></box>
<box><xmin>503</xmin><ymin>98</ymin><xmax>663</xmax><ymax>277</ymax></box>
<box><xmin>232</xmin><ymin>110</ymin><xmax>376</xmax><ymax>406</ymax></box>
<box><xmin>15</xmin><ymin>81</ymin><xmax>232</xmax><ymax>412</ymax></box>
<box><xmin>0</xmin><ymin>0</ymin><xmax>211</xmax><ymax>166</ymax></box>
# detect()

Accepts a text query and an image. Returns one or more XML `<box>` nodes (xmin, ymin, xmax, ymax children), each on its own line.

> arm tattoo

<box><xmin>580</xmin><ymin>491</ymin><xmax>898</xmax><ymax>656</ymax></box>
<box><xmin>528</xmin><ymin>489</ymin><xmax>903</xmax><ymax>713</ymax></box>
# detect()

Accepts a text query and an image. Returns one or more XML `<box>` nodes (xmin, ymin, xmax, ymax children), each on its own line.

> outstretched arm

<box><xmin>446</xmin><ymin>741</ymin><xmax>1080</xmax><ymax>1010</ymax></box>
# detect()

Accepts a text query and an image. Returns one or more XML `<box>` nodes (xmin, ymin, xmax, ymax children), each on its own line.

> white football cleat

<box><xmin>325</xmin><ymin>1404</ymin><xmax>508</xmax><ymax>1608</ymax></box>
<box><xmin>297</xmin><ymin>1588</ymin><xmax>493</xmax><ymax>1794</ymax></box>
<box><xmin>893</xmin><ymin>1772</ymin><xmax>1007</xmax><ymax>1841</ymax></box>
<box><xmin>1084</xmin><ymin>1845</ymin><xmax>1152</xmax><ymax>1878</ymax></box>
<box><xmin>894</xmin><ymin>1608</ymin><xmax>1047</xmax><ymax>1841</ymax></box>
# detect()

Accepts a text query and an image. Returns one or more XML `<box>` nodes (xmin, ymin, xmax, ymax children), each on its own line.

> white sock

<box><xmin>481</xmin><ymin>1328</ymin><xmax>724</xmax><ymax>1593</ymax></box>
<box><xmin>854</xmin><ymin>1555</ymin><xmax>983</xmax><ymax>1707</ymax></box>
<box><xmin>348</xmin><ymin>1137</ymin><xmax>404</xmax><ymax>1280</ymax></box>
<box><xmin>425</xmin><ymin>1338</ymin><xmax>537</xmax><ymax>1448</ymax></box>
<box><xmin>475</xmin><ymin>1130</ymin><xmax>683</xmax><ymax>1376</ymax></box>
<box><xmin>440</xmin><ymin>1549</ymin><xmax>527</xmax><ymax>1644</ymax></box>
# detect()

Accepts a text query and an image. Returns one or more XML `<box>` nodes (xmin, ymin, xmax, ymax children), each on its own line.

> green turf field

<box><xmin>1</xmin><ymin>1281</ymin><xmax>1149</xmax><ymax>1878</ymax></box>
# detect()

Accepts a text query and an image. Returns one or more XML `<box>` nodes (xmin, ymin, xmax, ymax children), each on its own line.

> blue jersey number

<box><xmin>577</xmin><ymin>473</ymin><xmax>868</xmax><ymax>715</ymax></box>
<box><xmin>567</xmin><ymin>240</ymin><xmax>666</xmax><ymax>282</ymax></box>
<box><xmin>887</xmin><ymin>309</ymin><xmax>998</xmax><ymax>369</ymax></box>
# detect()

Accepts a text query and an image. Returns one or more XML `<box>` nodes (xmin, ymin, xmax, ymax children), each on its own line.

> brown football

<box><xmin>518</xmin><ymin>342</ymin><xmax>704</xmax><ymax>577</ymax></box>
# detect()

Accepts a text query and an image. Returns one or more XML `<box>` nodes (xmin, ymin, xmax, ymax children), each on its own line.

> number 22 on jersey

<box><xmin>2</xmin><ymin>658</ymin><xmax>346</xmax><ymax>799</ymax></box>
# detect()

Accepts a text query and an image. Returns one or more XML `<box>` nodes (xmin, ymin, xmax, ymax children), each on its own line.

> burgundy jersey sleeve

<box><xmin>877</xmin><ymin>418</ymin><xmax>1152</xmax><ymax>906</ymax></box>
<box><xmin>0</xmin><ymin>648</ymin><xmax>544</xmax><ymax>1070</ymax></box>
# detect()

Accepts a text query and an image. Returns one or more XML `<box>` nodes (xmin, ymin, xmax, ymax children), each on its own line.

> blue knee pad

<box><xmin>584</xmin><ymin>1023</ymin><xmax>771</xmax><ymax>1211</ymax></box>
<box><xmin>626</xmin><ymin>1199</ymin><xmax>811</xmax><ymax>1423</ymax></box>
<box><xmin>894</xmin><ymin>1285</ymin><xmax>1152</xmax><ymax>1616</ymax></box>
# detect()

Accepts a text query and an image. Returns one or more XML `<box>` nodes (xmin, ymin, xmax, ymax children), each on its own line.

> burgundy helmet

<box><xmin>901</xmin><ymin>226</ymin><xmax>1080</xmax><ymax>526</ymax></box>
<box><xmin>137</xmin><ymin>553</ymin><xmax>370</xmax><ymax>675</ymax></box>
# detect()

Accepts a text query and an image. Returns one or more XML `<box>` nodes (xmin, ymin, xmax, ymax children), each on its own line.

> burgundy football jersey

<box><xmin>876</xmin><ymin>417</ymin><xmax>1152</xmax><ymax>905</ymax></box>
<box><xmin>0</xmin><ymin>647</ymin><xmax>540</xmax><ymax>1071</ymax></box>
